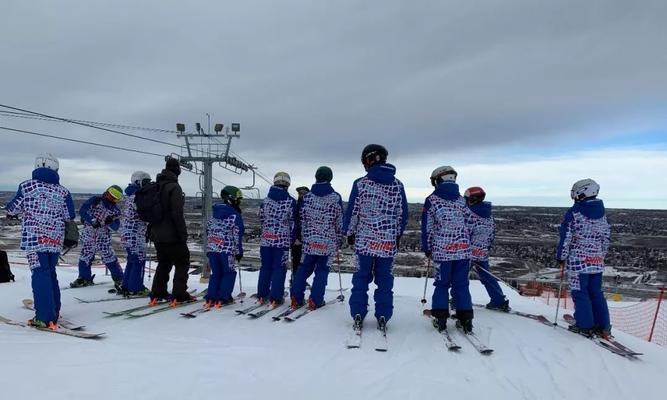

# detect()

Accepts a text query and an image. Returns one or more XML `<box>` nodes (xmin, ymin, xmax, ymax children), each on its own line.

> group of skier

<box><xmin>6</xmin><ymin>144</ymin><xmax>613</xmax><ymax>340</ymax></box>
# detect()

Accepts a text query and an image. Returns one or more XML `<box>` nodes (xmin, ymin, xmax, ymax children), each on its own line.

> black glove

<box><xmin>104</xmin><ymin>216</ymin><xmax>116</xmax><ymax>226</ymax></box>
<box><xmin>424</xmin><ymin>250</ymin><xmax>432</xmax><ymax>259</ymax></box>
<box><xmin>347</xmin><ymin>235</ymin><xmax>355</xmax><ymax>246</ymax></box>
<box><xmin>235</xmin><ymin>254</ymin><xmax>243</xmax><ymax>262</ymax></box>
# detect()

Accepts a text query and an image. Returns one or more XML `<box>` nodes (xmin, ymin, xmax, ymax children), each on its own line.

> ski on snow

<box><xmin>562</xmin><ymin>314</ymin><xmax>642</xmax><ymax>359</ymax></box>
<box><xmin>126</xmin><ymin>298</ymin><xmax>201</xmax><ymax>318</ymax></box>
<box><xmin>74</xmin><ymin>293</ymin><xmax>150</xmax><ymax>304</ymax></box>
<box><xmin>181</xmin><ymin>292</ymin><xmax>249</xmax><ymax>318</ymax></box>
<box><xmin>103</xmin><ymin>289</ymin><xmax>200</xmax><ymax>318</ymax></box>
<box><xmin>345</xmin><ymin>323</ymin><xmax>363</xmax><ymax>349</ymax></box>
<box><xmin>283</xmin><ymin>295</ymin><xmax>344</xmax><ymax>322</ymax></box>
<box><xmin>375</xmin><ymin>322</ymin><xmax>388</xmax><ymax>352</ymax></box>
<box><xmin>0</xmin><ymin>315</ymin><xmax>105</xmax><ymax>339</ymax></box>
<box><xmin>423</xmin><ymin>309</ymin><xmax>492</xmax><ymax>354</ymax></box>
<box><xmin>21</xmin><ymin>299</ymin><xmax>85</xmax><ymax>330</ymax></box>
<box><xmin>421</xmin><ymin>311</ymin><xmax>461</xmax><ymax>351</ymax></box>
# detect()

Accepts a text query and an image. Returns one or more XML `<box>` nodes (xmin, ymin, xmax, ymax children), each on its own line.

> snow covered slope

<box><xmin>1</xmin><ymin>262</ymin><xmax>665</xmax><ymax>400</ymax></box>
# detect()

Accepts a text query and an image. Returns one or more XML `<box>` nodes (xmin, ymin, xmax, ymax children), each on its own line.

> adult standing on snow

<box><xmin>344</xmin><ymin>144</ymin><xmax>408</xmax><ymax>332</ymax></box>
<box><xmin>257</xmin><ymin>172</ymin><xmax>297</xmax><ymax>306</ymax></box>
<box><xmin>421</xmin><ymin>166</ymin><xmax>475</xmax><ymax>333</ymax></box>
<box><xmin>290</xmin><ymin>186</ymin><xmax>310</xmax><ymax>286</ymax></box>
<box><xmin>71</xmin><ymin>185</ymin><xmax>124</xmax><ymax>290</ymax></box>
<box><xmin>205</xmin><ymin>186</ymin><xmax>245</xmax><ymax>308</ymax></box>
<box><xmin>557</xmin><ymin>179</ymin><xmax>612</xmax><ymax>337</ymax></box>
<box><xmin>149</xmin><ymin>158</ymin><xmax>192</xmax><ymax>305</ymax></box>
<box><xmin>119</xmin><ymin>171</ymin><xmax>151</xmax><ymax>295</ymax></box>
<box><xmin>6</xmin><ymin>154</ymin><xmax>75</xmax><ymax>329</ymax></box>
<box><xmin>290</xmin><ymin>167</ymin><xmax>343</xmax><ymax>310</ymax></box>
<box><xmin>465</xmin><ymin>186</ymin><xmax>509</xmax><ymax>311</ymax></box>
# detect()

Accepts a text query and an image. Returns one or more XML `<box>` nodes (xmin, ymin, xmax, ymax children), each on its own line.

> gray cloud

<box><xmin>2</xmin><ymin>0</ymin><xmax>667</xmax><ymax>196</ymax></box>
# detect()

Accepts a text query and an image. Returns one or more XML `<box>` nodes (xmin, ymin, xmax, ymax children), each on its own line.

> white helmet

<box><xmin>131</xmin><ymin>171</ymin><xmax>151</xmax><ymax>187</ymax></box>
<box><xmin>34</xmin><ymin>153</ymin><xmax>59</xmax><ymax>171</ymax></box>
<box><xmin>430</xmin><ymin>165</ymin><xmax>457</xmax><ymax>186</ymax></box>
<box><xmin>273</xmin><ymin>171</ymin><xmax>291</xmax><ymax>187</ymax></box>
<box><xmin>570</xmin><ymin>178</ymin><xmax>600</xmax><ymax>201</ymax></box>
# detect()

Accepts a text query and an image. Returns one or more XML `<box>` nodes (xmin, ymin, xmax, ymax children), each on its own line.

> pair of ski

<box><xmin>475</xmin><ymin>304</ymin><xmax>642</xmax><ymax>359</ymax></box>
<box><xmin>180</xmin><ymin>292</ymin><xmax>249</xmax><ymax>318</ymax></box>
<box><xmin>0</xmin><ymin>300</ymin><xmax>105</xmax><ymax>339</ymax></box>
<box><xmin>274</xmin><ymin>295</ymin><xmax>345</xmax><ymax>322</ymax></box>
<box><xmin>422</xmin><ymin>309</ymin><xmax>493</xmax><ymax>355</ymax></box>
<box><xmin>103</xmin><ymin>289</ymin><xmax>202</xmax><ymax>318</ymax></box>
<box><xmin>345</xmin><ymin>319</ymin><xmax>388</xmax><ymax>352</ymax></box>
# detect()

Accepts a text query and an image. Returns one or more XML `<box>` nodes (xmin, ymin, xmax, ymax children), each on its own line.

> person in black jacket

<box><xmin>290</xmin><ymin>186</ymin><xmax>310</xmax><ymax>286</ymax></box>
<box><xmin>149</xmin><ymin>158</ymin><xmax>192</xmax><ymax>304</ymax></box>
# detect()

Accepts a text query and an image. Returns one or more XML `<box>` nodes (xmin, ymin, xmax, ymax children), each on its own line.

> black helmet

<box><xmin>220</xmin><ymin>185</ymin><xmax>243</xmax><ymax>206</ymax></box>
<box><xmin>361</xmin><ymin>144</ymin><xmax>388</xmax><ymax>170</ymax></box>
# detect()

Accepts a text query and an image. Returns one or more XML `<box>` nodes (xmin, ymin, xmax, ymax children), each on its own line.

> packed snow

<box><xmin>1</xmin><ymin>258</ymin><xmax>666</xmax><ymax>400</ymax></box>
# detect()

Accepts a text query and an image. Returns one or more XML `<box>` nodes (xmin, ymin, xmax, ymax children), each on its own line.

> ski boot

<box><xmin>431</xmin><ymin>309</ymin><xmax>449</xmax><ymax>332</ymax></box>
<box><xmin>170</xmin><ymin>291</ymin><xmax>194</xmax><ymax>306</ymax></box>
<box><xmin>148</xmin><ymin>291</ymin><xmax>170</xmax><ymax>306</ymax></box>
<box><xmin>113</xmin><ymin>278</ymin><xmax>124</xmax><ymax>293</ymax></box>
<box><xmin>377</xmin><ymin>316</ymin><xmax>387</xmax><ymax>333</ymax></box>
<box><xmin>28</xmin><ymin>318</ymin><xmax>58</xmax><ymax>331</ymax></box>
<box><xmin>307</xmin><ymin>298</ymin><xmax>319</xmax><ymax>311</ymax></box>
<box><xmin>129</xmin><ymin>287</ymin><xmax>151</xmax><ymax>297</ymax></box>
<box><xmin>593</xmin><ymin>326</ymin><xmax>613</xmax><ymax>340</ymax></box>
<box><xmin>69</xmin><ymin>276</ymin><xmax>94</xmax><ymax>288</ymax></box>
<box><xmin>568</xmin><ymin>324</ymin><xmax>594</xmax><ymax>338</ymax></box>
<box><xmin>203</xmin><ymin>299</ymin><xmax>216</xmax><ymax>309</ymax></box>
<box><xmin>486</xmin><ymin>299</ymin><xmax>511</xmax><ymax>312</ymax></box>
<box><xmin>455</xmin><ymin>310</ymin><xmax>474</xmax><ymax>334</ymax></box>
<box><xmin>290</xmin><ymin>296</ymin><xmax>303</xmax><ymax>311</ymax></box>
<box><xmin>353</xmin><ymin>314</ymin><xmax>363</xmax><ymax>331</ymax></box>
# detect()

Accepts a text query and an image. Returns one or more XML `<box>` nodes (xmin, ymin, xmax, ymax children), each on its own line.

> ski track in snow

<box><xmin>1</xmin><ymin>260</ymin><xmax>666</xmax><ymax>400</ymax></box>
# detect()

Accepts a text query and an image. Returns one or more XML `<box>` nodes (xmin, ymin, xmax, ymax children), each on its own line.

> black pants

<box><xmin>151</xmin><ymin>241</ymin><xmax>190</xmax><ymax>297</ymax></box>
<box><xmin>291</xmin><ymin>244</ymin><xmax>302</xmax><ymax>276</ymax></box>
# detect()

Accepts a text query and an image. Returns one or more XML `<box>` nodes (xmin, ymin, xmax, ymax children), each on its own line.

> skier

<box><xmin>344</xmin><ymin>144</ymin><xmax>408</xmax><ymax>331</ymax></box>
<box><xmin>465</xmin><ymin>186</ymin><xmax>509</xmax><ymax>311</ymax></box>
<box><xmin>6</xmin><ymin>153</ymin><xmax>75</xmax><ymax>329</ymax></box>
<box><xmin>290</xmin><ymin>186</ymin><xmax>310</xmax><ymax>286</ymax></box>
<box><xmin>557</xmin><ymin>178</ymin><xmax>612</xmax><ymax>337</ymax></box>
<box><xmin>205</xmin><ymin>186</ymin><xmax>245</xmax><ymax>308</ymax></box>
<box><xmin>71</xmin><ymin>185</ymin><xmax>124</xmax><ymax>290</ymax></box>
<box><xmin>257</xmin><ymin>172</ymin><xmax>297</xmax><ymax>306</ymax></box>
<box><xmin>421</xmin><ymin>166</ymin><xmax>475</xmax><ymax>333</ymax></box>
<box><xmin>149</xmin><ymin>158</ymin><xmax>192</xmax><ymax>305</ymax></box>
<box><xmin>290</xmin><ymin>167</ymin><xmax>343</xmax><ymax>310</ymax></box>
<box><xmin>119</xmin><ymin>171</ymin><xmax>151</xmax><ymax>295</ymax></box>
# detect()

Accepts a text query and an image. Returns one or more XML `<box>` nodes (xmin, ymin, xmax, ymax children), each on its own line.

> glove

<box><xmin>235</xmin><ymin>255</ymin><xmax>243</xmax><ymax>262</ymax></box>
<box><xmin>104</xmin><ymin>216</ymin><xmax>116</xmax><ymax>226</ymax></box>
<box><xmin>347</xmin><ymin>235</ymin><xmax>355</xmax><ymax>246</ymax></box>
<box><xmin>91</xmin><ymin>221</ymin><xmax>101</xmax><ymax>229</ymax></box>
<box><xmin>424</xmin><ymin>250</ymin><xmax>432</xmax><ymax>259</ymax></box>
<box><xmin>6</xmin><ymin>214</ymin><xmax>19</xmax><ymax>220</ymax></box>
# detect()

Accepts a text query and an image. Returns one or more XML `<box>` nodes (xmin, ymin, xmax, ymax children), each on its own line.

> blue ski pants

<box><xmin>432</xmin><ymin>259</ymin><xmax>472</xmax><ymax>313</ymax></box>
<box><xmin>258</xmin><ymin>246</ymin><xmax>288</xmax><ymax>302</ymax></box>
<box><xmin>122</xmin><ymin>248</ymin><xmax>146</xmax><ymax>293</ymax></box>
<box><xmin>473</xmin><ymin>260</ymin><xmax>506</xmax><ymax>306</ymax></box>
<box><xmin>349</xmin><ymin>253</ymin><xmax>394</xmax><ymax>322</ymax></box>
<box><xmin>290</xmin><ymin>254</ymin><xmax>331</xmax><ymax>306</ymax></box>
<box><xmin>570</xmin><ymin>272</ymin><xmax>610</xmax><ymax>331</ymax></box>
<box><xmin>207</xmin><ymin>252</ymin><xmax>237</xmax><ymax>302</ymax></box>
<box><xmin>28</xmin><ymin>252</ymin><xmax>61</xmax><ymax>323</ymax></box>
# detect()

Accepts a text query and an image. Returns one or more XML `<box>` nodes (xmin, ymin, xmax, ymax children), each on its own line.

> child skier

<box><xmin>119</xmin><ymin>171</ymin><xmax>151</xmax><ymax>295</ymax></box>
<box><xmin>344</xmin><ymin>144</ymin><xmax>408</xmax><ymax>331</ymax></box>
<box><xmin>557</xmin><ymin>178</ymin><xmax>612</xmax><ymax>337</ymax></box>
<box><xmin>6</xmin><ymin>153</ymin><xmax>75</xmax><ymax>329</ymax></box>
<box><xmin>71</xmin><ymin>185</ymin><xmax>124</xmax><ymax>290</ymax></box>
<box><xmin>465</xmin><ymin>186</ymin><xmax>509</xmax><ymax>311</ymax></box>
<box><xmin>205</xmin><ymin>186</ymin><xmax>245</xmax><ymax>308</ymax></box>
<box><xmin>257</xmin><ymin>172</ymin><xmax>297</xmax><ymax>306</ymax></box>
<box><xmin>421</xmin><ymin>166</ymin><xmax>475</xmax><ymax>333</ymax></box>
<box><xmin>290</xmin><ymin>167</ymin><xmax>343</xmax><ymax>310</ymax></box>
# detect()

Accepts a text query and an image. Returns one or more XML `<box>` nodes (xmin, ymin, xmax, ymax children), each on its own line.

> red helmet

<box><xmin>464</xmin><ymin>186</ymin><xmax>486</xmax><ymax>205</ymax></box>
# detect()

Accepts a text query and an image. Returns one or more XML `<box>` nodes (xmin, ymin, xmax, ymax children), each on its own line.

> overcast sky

<box><xmin>1</xmin><ymin>0</ymin><xmax>666</xmax><ymax>209</ymax></box>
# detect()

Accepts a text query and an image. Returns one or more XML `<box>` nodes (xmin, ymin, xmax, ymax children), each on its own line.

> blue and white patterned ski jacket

<box><xmin>343</xmin><ymin>163</ymin><xmax>408</xmax><ymax>258</ymax></box>
<box><xmin>207</xmin><ymin>203</ymin><xmax>244</xmax><ymax>256</ymax></box>
<box><xmin>468</xmin><ymin>201</ymin><xmax>495</xmax><ymax>262</ymax></box>
<box><xmin>557</xmin><ymin>198</ymin><xmax>610</xmax><ymax>274</ymax></box>
<box><xmin>120</xmin><ymin>184</ymin><xmax>147</xmax><ymax>254</ymax></box>
<box><xmin>421</xmin><ymin>182</ymin><xmax>473</xmax><ymax>262</ymax></box>
<box><xmin>259</xmin><ymin>186</ymin><xmax>297</xmax><ymax>249</ymax></box>
<box><xmin>299</xmin><ymin>182</ymin><xmax>343</xmax><ymax>256</ymax></box>
<box><xmin>80</xmin><ymin>195</ymin><xmax>121</xmax><ymax>231</ymax></box>
<box><xmin>6</xmin><ymin>168</ymin><xmax>75</xmax><ymax>252</ymax></box>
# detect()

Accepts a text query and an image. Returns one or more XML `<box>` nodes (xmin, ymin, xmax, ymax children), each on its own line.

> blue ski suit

<box><xmin>120</xmin><ymin>184</ymin><xmax>148</xmax><ymax>292</ymax></box>
<box><xmin>206</xmin><ymin>203</ymin><xmax>244</xmax><ymax>302</ymax></box>
<box><xmin>468</xmin><ymin>201</ymin><xmax>505</xmax><ymax>306</ymax></box>
<box><xmin>77</xmin><ymin>195</ymin><xmax>123</xmax><ymax>281</ymax></box>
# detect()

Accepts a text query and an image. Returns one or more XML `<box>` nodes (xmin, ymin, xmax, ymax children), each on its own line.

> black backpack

<box><xmin>63</xmin><ymin>220</ymin><xmax>80</xmax><ymax>249</ymax></box>
<box><xmin>0</xmin><ymin>250</ymin><xmax>14</xmax><ymax>283</ymax></box>
<box><xmin>135</xmin><ymin>182</ymin><xmax>166</xmax><ymax>224</ymax></box>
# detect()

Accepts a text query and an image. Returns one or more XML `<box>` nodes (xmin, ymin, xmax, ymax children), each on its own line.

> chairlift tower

<box><xmin>172</xmin><ymin>121</ymin><xmax>249</xmax><ymax>280</ymax></box>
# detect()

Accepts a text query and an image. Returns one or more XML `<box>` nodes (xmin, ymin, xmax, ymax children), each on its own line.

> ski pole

<box><xmin>238</xmin><ymin>260</ymin><xmax>244</xmax><ymax>303</ymax></box>
<box><xmin>553</xmin><ymin>261</ymin><xmax>566</xmax><ymax>326</ymax></box>
<box><xmin>421</xmin><ymin>257</ymin><xmax>431</xmax><ymax>306</ymax></box>
<box><xmin>470</xmin><ymin>261</ymin><xmax>520</xmax><ymax>295</ymax></box>
<box><xmin>336</xmin><ymin>251</ymin><xmax>344</xmax><ymax>301</ymax></box>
